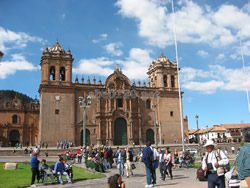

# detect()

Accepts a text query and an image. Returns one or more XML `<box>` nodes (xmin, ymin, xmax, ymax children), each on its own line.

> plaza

<box><xmin>0</xmin><ymin>154</ymin><xmax>206</xmax><ymax>188</ymax></box>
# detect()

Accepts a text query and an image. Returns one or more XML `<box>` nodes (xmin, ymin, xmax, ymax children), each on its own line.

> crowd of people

<box><xmin>27</xmin><ymin>127</ymin><xmax>250</xmax><ymax>188</ymax></box>
<box><xmin>199</xmin><ymin>127</ymin><xmax>250</xmax><ymax>188</ymax></box>
<box><xmin>29</xmin><ymin>148</ymin><xmax>73</xmax><ymax>187</ymax></box>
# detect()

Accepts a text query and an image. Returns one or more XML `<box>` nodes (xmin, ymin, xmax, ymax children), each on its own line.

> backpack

<box><xmin>196</xmin><ymin>166</ymin><xmax>207</xmax><ymax>181</ymax></box>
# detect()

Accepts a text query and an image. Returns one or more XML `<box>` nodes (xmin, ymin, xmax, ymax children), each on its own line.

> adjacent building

<box><xmin>0</xmin><ymin>91</ymin><xmax>39</xmax><ymax>146</ymax></box>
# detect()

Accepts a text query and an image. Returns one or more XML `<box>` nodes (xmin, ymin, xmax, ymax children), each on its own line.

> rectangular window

<box><xmin>55</xmin><ymin>109</ymin><xmax>60</xmax><ymax>114</ymax></box>
<box><xmin>117</xmin><ymin>98</ymin><xmax>123</xmax><ymax>108</ymax></box>
<box><xmin>170</xmin><ymin>111</ymin><xmax>174</xmax><ymax>117</ymax></box>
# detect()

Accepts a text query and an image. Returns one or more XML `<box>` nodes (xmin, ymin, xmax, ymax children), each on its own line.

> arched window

<box><xmin>163</xmin><ymin>75</ymin><xmax>167</xmax><ymax>87</ymax></box>
<box><xmin>12</xmin><ymin>114</ymin><xmax>18</xmax><ymax>124</ymax></box>
<box><xmin>171</xmin><ymin>75</ymin><xmax>175</xmax><ymax>88</ymax></box>
<box><xmin>49</xmin><ymin>66</ymin><xmax>55</xmax><ymax>80</ymax></box>
<box><xmin>60</xmin><ymin>67</ymin><xmax>65</xmax><ymax>81</ymax></box>
<box><xmin>146</xmin><ymin>99</ymin><xmax>151</xmax><ymax>109</ymax></box>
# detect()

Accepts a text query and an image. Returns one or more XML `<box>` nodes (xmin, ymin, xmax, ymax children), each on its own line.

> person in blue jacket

<box><xmin>30</xmin><ymin>150</ymin><xmax>40</xmax><ymax>186</ymax></box>
<box><xmin>142</xmin><ymin>141</ymin><xmax>154</xmax><ymax>188</ymax></box>
<box><xmin>54</xmin><ymin>157</ymin><xmax>71</xmax><ymax>184</ymax></box>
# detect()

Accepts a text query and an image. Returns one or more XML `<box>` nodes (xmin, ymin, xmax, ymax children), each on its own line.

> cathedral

<box><xmin>38</xmin><ymin>42</ymin><xmax>188</xmax><ymax>146</ymax></box>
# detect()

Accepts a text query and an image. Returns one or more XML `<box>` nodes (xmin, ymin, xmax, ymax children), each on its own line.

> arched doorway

<box><xmin>9</xmin><ymin>130</ymin><xmax>20</xmax><ymax>147</ymax></box>
<box><xmin>114</xmin><ymin>118</ymin><xmax>127</xmax><ymax>145</ymax></box>
<box><xmin>80</xmin><ymin>129</ymin><xmax>91</xmax><ymax>146</ymax></box>
<box><xmin>146</xmin><ymin>129</ymin><xmax>155</xmax><ymax>144</ymax></box>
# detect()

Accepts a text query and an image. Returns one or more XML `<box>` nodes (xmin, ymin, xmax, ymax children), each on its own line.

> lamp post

<box><xmin>79</xmin><ymin>95</ymin><xmax>92</xmax><ymax>147</ymax></box>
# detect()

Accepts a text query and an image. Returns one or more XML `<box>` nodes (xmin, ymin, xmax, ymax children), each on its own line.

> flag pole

<box><xmin>172</xmin><ymin>0</ymin><xmax>185</xmax><ymax>152</ymax></box>
<box><xmin>240</xmin><ymin>38</ymin><xmax>250</xmax><ymax>112</ymax></box>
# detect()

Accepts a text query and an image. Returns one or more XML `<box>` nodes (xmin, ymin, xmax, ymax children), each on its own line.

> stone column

<box><xmin>106</xmin><ymin>119</ymin><xmax>109</xmax><ymax>145</ymax></box>
<box><xmin>138</xmin><ymin>118</ymin><xmax>142</xmax><ymax>145</ymax></box>
<box><xmin>167</xmin><ymin>75</ymin><xmax>171</xmax><ymax>89</ymax></box>
<box><xmin>96</xmin><ymin>120</ymin><xmax>101</xmax><ymax>145</ymax></box>
<box><xmin>55</xmin><ymin>62</ymin><xmax>60</xmax><ymax>81</ymax></box>
<box><xmin>108</xmin><ymin>120</ymin><xmax>113</xmax><ymax>145</ymax></box>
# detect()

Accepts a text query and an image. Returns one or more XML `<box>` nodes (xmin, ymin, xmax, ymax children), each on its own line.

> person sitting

<box><xmin>39</xmin><ymin>159</ymin><xmax>54</xmax><ymax>184</ymax></box>
<box><xmin>53</xmin><ymin>157</ymin><xmax>71</xmax><ymax>184</ymax></box>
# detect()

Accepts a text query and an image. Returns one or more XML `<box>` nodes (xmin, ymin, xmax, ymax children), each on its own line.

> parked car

<box><xmin>185</xmin><ymin>148</ymin><xmax>198</xmax><ymax>155</ymax></box>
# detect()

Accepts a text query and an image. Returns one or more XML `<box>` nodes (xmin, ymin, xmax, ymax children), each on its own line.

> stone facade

<box><xmin>0</xmin><ymin>91</ymin><xmax>39</xmax><ymax>147</ymax></box>
<box><xmin>39</xmin><ymin>42</ymin><xmax>188</xmax><ymax>146</ymax></box>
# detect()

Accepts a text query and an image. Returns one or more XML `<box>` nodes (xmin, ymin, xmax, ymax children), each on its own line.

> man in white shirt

<box><xmin>202</xmin><ymin>140</ymin><xmax>229</xmax><ymax>188</ymax></box>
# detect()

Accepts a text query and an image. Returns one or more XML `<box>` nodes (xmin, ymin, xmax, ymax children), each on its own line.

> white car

<box><xmin>186</xmin><ymin>148</ymin><xmax>198</xmax><ymax>154</ymax></box>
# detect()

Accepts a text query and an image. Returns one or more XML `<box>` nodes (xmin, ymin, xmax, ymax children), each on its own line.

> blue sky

<box><xmin>1</xmin><ymin>0</ymin><xmax>250</xmax><ymax>129</ymax></box>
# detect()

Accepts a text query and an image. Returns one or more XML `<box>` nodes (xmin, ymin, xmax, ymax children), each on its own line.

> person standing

<box><xmin>142</xmin><ymin>141</ymin><xmax>154</xmax><ymax>188</ymax></box>
<box><xmin>236</xmin><ymin>127</ymin><xmax>250</xmax><ymax>188</ymax></box>
<box><xmin>151</xmin><ymin>147</ymin><xmax>160</xmax><ymax>185</ymax></box>
<box><xmin>30</xmin><ymin>150</ymin><xmax>40</xmax><ymax>186</ymax></box>
<box><xmin>165</xmin><ymin>147</ymin><xmax>173</xmax><ymax>180</ymax></box>
<box><xmin>202</xmin><ymin>140</ymin><xmax>229</xmax><ymax>188</ymax></box>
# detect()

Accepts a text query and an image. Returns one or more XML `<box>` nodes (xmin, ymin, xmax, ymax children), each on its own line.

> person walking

<box><xmin>165</xmin><ymin>147</ymin><xmax>173</xmax><ymax>180</ymax></box>
<box><xmin>116</xmin><ymin>148</ymin><xmax>125</xmax><ymax>176</ymax></box>
<box><xmin>151</xmin><ymin>147</ymin><xmax>160</xmax><ymax>185</ymax></box>
<box><xmin>142</xmin><ymin>141</ymin><xmax>154</xmax><ymax>188</ymax></box>
<box><xmin>159</xmin><ymin>149</ymin><xmax>167</xmax><ymax>180</ymax></box>
<box><xmin>202</xmin><ymin>139</ymin><xmax>229</xmax><ymax>188</ymax></box>
<box><xmin>236</xmin><ymin>127</ymin><xmax>250</xmax><ymax>188</ymax></box>
<box><xmin>125</xmin><ymin>147</ymin><xmax>133</xmax><ymax>178</ymax></box>
<box><xmin>30</xmin><ymin>150</ymin><xmax>40</xmax><ymax>187</ymax></box>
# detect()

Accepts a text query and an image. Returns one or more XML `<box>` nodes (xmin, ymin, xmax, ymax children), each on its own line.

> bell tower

<box><xmin>40</xmin><ymin>41</ymin><xmax>73</xmax><ymax>86</ymax></box>
<box><xmin>147</xmin><ymin>54</ymin><xmax>178</xmax><ymax>90</ymax></box>
<box><xmin>39</xmin><ymin>41</ymin><xmax>75</xmax><ymax>146</ymax></box>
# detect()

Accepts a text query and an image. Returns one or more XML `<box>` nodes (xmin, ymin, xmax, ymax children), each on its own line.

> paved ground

<box><xmin>36</xmin><ymin>162</ymin><xmax>207</xmax><ymax>188</ymax></box>
<box><xmin>0</xmin><ymin>156</ymin><xmax>207</xmax><ymax>188</ymax></box>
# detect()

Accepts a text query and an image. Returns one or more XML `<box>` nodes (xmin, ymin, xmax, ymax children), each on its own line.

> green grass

<box><xmin>0</xmin><ymin>162</ymin><xmax>105</xmax><ymax>188</ymax></box>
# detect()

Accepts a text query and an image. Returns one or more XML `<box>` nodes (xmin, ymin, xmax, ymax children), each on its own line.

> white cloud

<box><xmin>116</xmin><ymin>0</ymin><xmax>250</xmax><ymax>48</ymax></box>
<box><xmin>0</xmin><ymin>27</ymin><xmax>43</xmax><ymax>52</ymax></box>
<box><xmin>73</xmin><ymin>57</ymin><xmax>114</xmax><ymax>76</ymax></box>
<box><xmin>197</xmin><ymin>50</ymin><xmax>208</xmax><ymax>57</ymax></box>
<box><xmin>92</xmin><ymin>33</ymin><xmax>108</xmax><ymax>43</ymax></box>
<box><xmin>181</xmin><ymin>65</ymin><xmax>250</xmax><ymax>94</ymax></box>
<box><xmin>216</xmin><ymin>53</ymin><xmax>225</xmax><ymax>60</ymax></box>
<box><xmin>0</xmin><ymin>54</ymin><xmax>39</xmax><ymax>79</ymax></box>
<box><xmin>74</xmin><ymin>48</ymin><xmax>152</xmax><ymax>80</ymax></box>
<box><xmin>104</xmin><ymin>42</ymin><xmax>123</xmax><ymax>56</ymax></box>
<box><xmin>183</xmin><ymin>80</ymin><xmax>224</xmax><ymax>94</ymax></box>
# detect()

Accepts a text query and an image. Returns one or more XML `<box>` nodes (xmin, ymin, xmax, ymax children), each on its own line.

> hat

<box><xmin>203</xmin><ymin>140</ymin><xmax>217</xmax><ymax>147</ymax></box>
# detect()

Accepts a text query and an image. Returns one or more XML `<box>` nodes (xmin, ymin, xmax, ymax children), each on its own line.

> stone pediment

<box><xmin>105</xmin><ymin>69</ymin><xmax>130</xmax><ymax>90</ymax></box>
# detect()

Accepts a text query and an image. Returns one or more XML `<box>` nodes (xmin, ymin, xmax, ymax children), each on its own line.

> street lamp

<box><xmin>79</xmin><ymin>95</ymin><xmax>92</xmax><ymax>146</ymax></box>
<box><xmin>195</xmin><ymin>115</ymin><xmax>199</xmax><ymax>130</ymax></box>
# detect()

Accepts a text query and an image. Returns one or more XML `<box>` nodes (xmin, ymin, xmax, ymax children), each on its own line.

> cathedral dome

<box><xmin>105</xmin><ymin>68</ymin><xmax>130</xmax><ymax>89</ymax></box>
<box><xmin>49</xmin><ymin>41</ymin><xmax>65</xmax><ymax>54</ymax></box>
